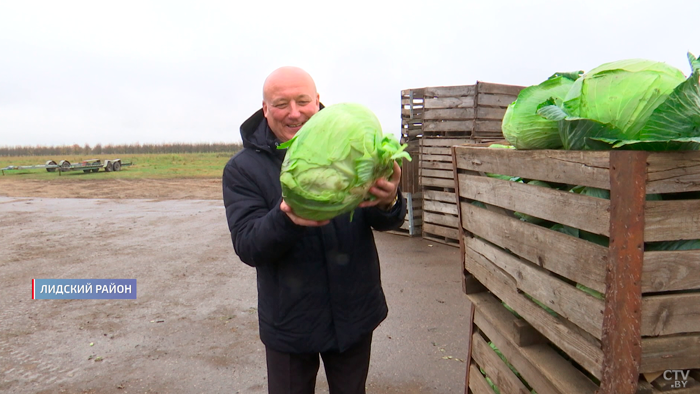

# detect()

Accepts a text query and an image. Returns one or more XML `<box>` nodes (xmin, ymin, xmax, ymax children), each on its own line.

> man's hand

<box><xmin>280</xmin><ymin>200</ymin><xmax>330</xmax><ymax>227</ymax></box>
<box><xmin>358</xmin><ymin>161</ymin><xmax>401</xmax><ymax>210</ymax></box>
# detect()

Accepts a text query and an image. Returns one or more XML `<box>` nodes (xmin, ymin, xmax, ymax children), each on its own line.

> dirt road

<box><xmin>0</xmin><ymin>179</ymin><xmax>469</xmax><ymax>394</ymax></box>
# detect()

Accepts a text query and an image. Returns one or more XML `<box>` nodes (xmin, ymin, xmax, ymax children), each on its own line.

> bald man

<box><xmin>222</xmin><ymin>67</ymin><xmax>406</xmax><ymax>394</ymax></box>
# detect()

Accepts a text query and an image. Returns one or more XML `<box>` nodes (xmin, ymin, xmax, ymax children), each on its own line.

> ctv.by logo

<box><xmin>664</xmin><ymin>370</ymin><xmax>691</xmax><ymax>389</ymax></box>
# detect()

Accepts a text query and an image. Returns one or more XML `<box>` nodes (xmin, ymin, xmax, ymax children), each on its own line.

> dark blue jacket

<box><xmin>222</xmin><ymin>108</ymin><xmax>406</xmax><ymax>353</ymax></box>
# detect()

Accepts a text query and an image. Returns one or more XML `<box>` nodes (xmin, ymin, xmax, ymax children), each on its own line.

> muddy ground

<box><xmin>0</xmin><ymin>178</ymin><xmax>469</xmax><ymax>394</ymax></box>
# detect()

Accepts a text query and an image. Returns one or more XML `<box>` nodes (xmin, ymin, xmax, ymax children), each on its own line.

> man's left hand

<box><xmin>358</xmin><ymin>161</ymin><xmax>401</xmax><ymax>210</ymax></box>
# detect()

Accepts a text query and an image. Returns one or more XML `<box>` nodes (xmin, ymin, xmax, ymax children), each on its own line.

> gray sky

<box><xmin>1</xmin><ymin>0</ymin><xmax>697</xmax><ymax>147</ymax></box>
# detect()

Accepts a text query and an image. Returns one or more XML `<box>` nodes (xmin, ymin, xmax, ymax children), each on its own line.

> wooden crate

<box><xmin>419</xmin><ymin>137</ymin><xmax>470</xmax><ymax>247</ymax></box>
<box><xmin>401</xmin><ymin>88</ymin><xmax>424</xmax><ymax>142</ymax></box>
<box><xmin>422</xmin><ymin>82</ymin><xmax>523</xmax><ymax>141</ymax></box>
<box><xmin>389</xmin><ymin>192</ymin><xmax>423</xmax><ymax>237</ymax></box>
<box><xmin>453</xmin><ymin>146</ymin><xmax>700</xmax><ymax>394</ymax></box>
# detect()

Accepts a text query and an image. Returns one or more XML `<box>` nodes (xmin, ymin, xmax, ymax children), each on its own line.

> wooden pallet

<box><xmin>454</xmin><ymin>146</ymin><xmax>700</xmax><ymax>394</ymax></box>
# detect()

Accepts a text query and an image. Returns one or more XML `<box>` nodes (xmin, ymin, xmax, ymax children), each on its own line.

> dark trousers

<box><xmin>265</xmin><ymin>333</ymin><xmax>373</xmax><ymax>394</ymax></box>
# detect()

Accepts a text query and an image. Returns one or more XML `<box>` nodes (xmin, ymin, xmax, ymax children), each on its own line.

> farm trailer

<box><xmin>1</xmin><ymin>159</ymin><xmax>131</xmax><ymax>175</ymax></box>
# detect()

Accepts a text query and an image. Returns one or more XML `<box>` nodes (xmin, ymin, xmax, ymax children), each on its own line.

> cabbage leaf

<box><xmin>502</xmin><ymin>72</ymin><xmax>581</xmax><ymax>149</ymax></box>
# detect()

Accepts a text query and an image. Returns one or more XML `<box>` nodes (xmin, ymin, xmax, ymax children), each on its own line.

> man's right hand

<box><xmin>280</xmin><ymin>200</ymin><xmax>330</xmax><ymax>227</ymax></box>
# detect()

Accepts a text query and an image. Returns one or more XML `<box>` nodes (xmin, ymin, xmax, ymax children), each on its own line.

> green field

<box><xmin>0</xmin><ymin>152</ymin><xmax>239</xmax><ymax>180</ymax></box>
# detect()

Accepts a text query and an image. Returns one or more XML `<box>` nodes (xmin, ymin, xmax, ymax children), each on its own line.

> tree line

<box><xmin>0</xmin><ymin>142</ymin><xmax>243</xmax><ymax>157</ymax></box>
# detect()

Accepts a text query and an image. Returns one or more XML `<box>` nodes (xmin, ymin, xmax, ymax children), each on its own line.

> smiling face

<box><xmin>262</xmin><ymin>67</ymin><xmax>320</xmax><ymax>142</ymax></box>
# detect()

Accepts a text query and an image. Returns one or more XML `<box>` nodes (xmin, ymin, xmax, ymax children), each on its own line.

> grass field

<box><xmin>0</xmin><ymin>152</ymin><xmax>239</xmax><ymax>180</ymax></box>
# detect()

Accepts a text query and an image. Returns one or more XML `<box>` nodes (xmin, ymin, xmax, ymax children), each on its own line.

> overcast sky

<box><xmin>1</xmin><ymin>0</ymin><xmax>697</xmax><ymax>147</ymax></box>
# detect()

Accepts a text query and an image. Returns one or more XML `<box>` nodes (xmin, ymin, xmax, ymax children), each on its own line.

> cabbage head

<box><xmin>502</xmin><ymin>72</ymin><xmax>581</xmax><ymax>149</ymax></box>
<box><xmin>537</xmin><ymin>56</ymin><xmax>696</xmax><ymax>150</ymax></box>
<box><xmin>279</xmin><ymin>103</ymin><xmax>411</xmax><ymax>221</ymax></box>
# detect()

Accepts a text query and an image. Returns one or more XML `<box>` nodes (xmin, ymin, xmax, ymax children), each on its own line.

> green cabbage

<box><xmin>504</xmin><ymin>52</ymin><xmax>700</xmax><ymax>150</ymax></box>
<box><xmin>279</xmin><ymin>103</ymin><xmax>411</xmax><ymax>221</ymax></box>
<box><xmin>502</xmin><ymin>72</ymin><xmax>581</xmax><ymax>149</ymax></box>
<box><xmin>537</xmin><ymin>53</ymin><xmax>700</xmax><ymax>150</ymax></box>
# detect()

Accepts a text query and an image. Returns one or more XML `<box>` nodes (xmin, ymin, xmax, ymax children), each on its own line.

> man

<box><xmin>222</xmin><ymin>66</ymin><xmax>406</xmax><ymax>394</ymax></box>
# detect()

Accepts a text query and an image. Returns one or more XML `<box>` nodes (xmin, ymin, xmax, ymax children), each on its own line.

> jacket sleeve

<box><xmin>222</xmin><ymin>159</ymin><xmax>306</xmax><ymax>267</ymax></box>
<box><xmin>363</xmin><ymin>188</ymin><xmax>407</xmax><ymax>232</ymax></box>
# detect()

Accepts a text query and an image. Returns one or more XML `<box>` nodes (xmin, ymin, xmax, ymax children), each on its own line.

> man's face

<box><xmin>262</xmin><ymin>71</ymin><xmax>320</xmax><ymax>142</ymax></box>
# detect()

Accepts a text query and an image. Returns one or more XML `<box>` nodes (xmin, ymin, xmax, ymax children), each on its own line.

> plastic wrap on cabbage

<box><xmin>279</xmin><ymin>103</ymin><xmax>411</xmax><ymax>221</ymax></box>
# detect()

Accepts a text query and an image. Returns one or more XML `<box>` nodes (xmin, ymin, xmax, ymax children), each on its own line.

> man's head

<box><xmin>262</xmin><ymin>66</ymin><xmax>320</xmax><ymax>142</ymax></box>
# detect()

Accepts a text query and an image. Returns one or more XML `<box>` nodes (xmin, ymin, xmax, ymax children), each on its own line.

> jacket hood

<box><xmin>240</xmin><ymin>109</ymin><xmax>271</xmax><ymax>151</ymax></box>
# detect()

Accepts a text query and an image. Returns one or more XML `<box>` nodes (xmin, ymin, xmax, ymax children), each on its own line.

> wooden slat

<box><xmin>419</xmin><ymin>168</ymin><xmax>453</xmax><ymax>179</ymax></box>
<box><xmin>600</xmin><ymin>151</ymin><xmax>646</xmax><ymax>394</ymax></box>
<box><xmin>424</xmin><ymin>96</ymin><xmax>476</xmax><ymax>109</ymax></box>
<box><xmin>453</xmin><ymin>146</ymin><xmax>611</xmax><ymax>190</ymax></box>
<box><xmin>457</xmin><ymin>173</ymin><xmax>611</xmax><ymax>237</ymax></box>
<box><xmin>423</xmin><ymin>200</ymin><xmax>458</xmax><ymax>215</ymax></box>
<box><xmin>468</xmin><ymin>236</ymin><xmax>605</xmax><ymax>339</ymax></box>
<box><xmin>420</xmin><ymin>146</ymin><xmax>452</xmax><ymax>155</ymax></box>
<box><xmin>471</xmin><ymin>331</ymin><xmax>531</xmax><ymax>394</ymax></box>
<box><xmin>476</xmin><ymin>106</ymin><xmax>508</xmax><ymax>120</ymax></box>
<box><xmin>423</xmin><ymin>211</ymin><xmax>459</xmax><ymax>228</ymax></box>
<box><xmin>424</xmin><ymin>190</ymin><xmax>456</xmax><ymax>203</ymax></box>
<box><xmin>400</xmin><ymin>152</ymin><xmax>420</xmax><ymax>194</ymax></box>
<box><xmin>423</xmin><ymin>107</ymin><xmax>475</xmax><ymax>120</ymax></box>
<box><xmin>478</xmin><ymin>94</ymin><xmax>518</xmax><ymax>107</ymax></box>
<box><xmin>423</xmin><ymin>120</ymin><xmax>473</xmax><ymax>132</ymax></box>
<box><xmin>464</xmin><ymin>299</ymin><xmax>476</xmax><ymax>394</ymax></box>
<box><xmin>420</xmin><ymin>161</ymin><xmax>454</xmax><ymax>170</ymax></box>
<box><xmin>461</xmin><ymin>203</ymin><xmax>608</xmax><ymax>293</ymax></box>
<box><xmin>401</xmin><ymin>108</ymin><xmax>424</xmax><ymax>118</ymax></box>
<box><xmin>421</xmin><ymin>177</ymin><xmax>456</xmax><ymax>189</ymax></box>
<box><xmin>642</xmin><ymin>250</ymin><xmax>700</xmax><ymax>293</ymax></box>
<box><xmin>468</xmin><ymin>364</ymin><xmax>497</xmax><ymax>394</ymax></box>
<box><xmin>422</xmin><ymin>223</ymin><xmax>459</xmax><ymax>239</ymax></box>
<box><xmin>452</xmin><ymin>144</ymin><xmax>467</xmax><ymax>270</ymax></box>
<box><xmin>642</xmin><ymin>293</ymin><xmax>700</xmax><ymax>336</ymax></box>
<box><xmin>420</xmin><ymin>153</ymin><xmax>452</xmax><ymax>162</ymax></box>
<box><xmin>475</xmin><ymin>120</ymin><xmax>504</xmax><ymax>133</ymax></box>
<box><xmin>421</xmin><ymin>138</ymin><xmax>474</xmax><ymax>147</ymax></box>
<box><xmin>641</xmin><ymin>333</ymin><xmax>700</xmax><ymax>373</ymax></box>
<box><xmin>645</xmin><ymin>200</ymin><xmax>700</xmax><ymax>242</ymax></box>
<box><xmin>400</xmin><ymin>88</ymin><xmax>425</xmax><ymax>97</ymax></box>
<box><xmin>469</xmin><ymin>291</ymin><xmax>600</xmax><ymax>393</ymax></box>
<box><xmin>424</xmin><ymin>85</ymin><xmax>476</xmax><ymax>97</ymax></box>
<box><xmin>477</xmin><ymin>82</ymin><xmax>525</xmax><ymax>96</ymax></box>
<box><xmin>646</xmin><ymin>151</ymin><xmax>700</xmax><ymax>194</ymax></box>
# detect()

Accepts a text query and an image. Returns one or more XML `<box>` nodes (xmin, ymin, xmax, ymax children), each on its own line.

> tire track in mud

<box><xmin>0</xmin><ymin>337</ymin><xmax>81</xmax><ymax>389</ymax></box>
<box><xmin>0</xmin><ymin>302</ymin><xmax>82</xmax><ymax>393</ymax></box>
